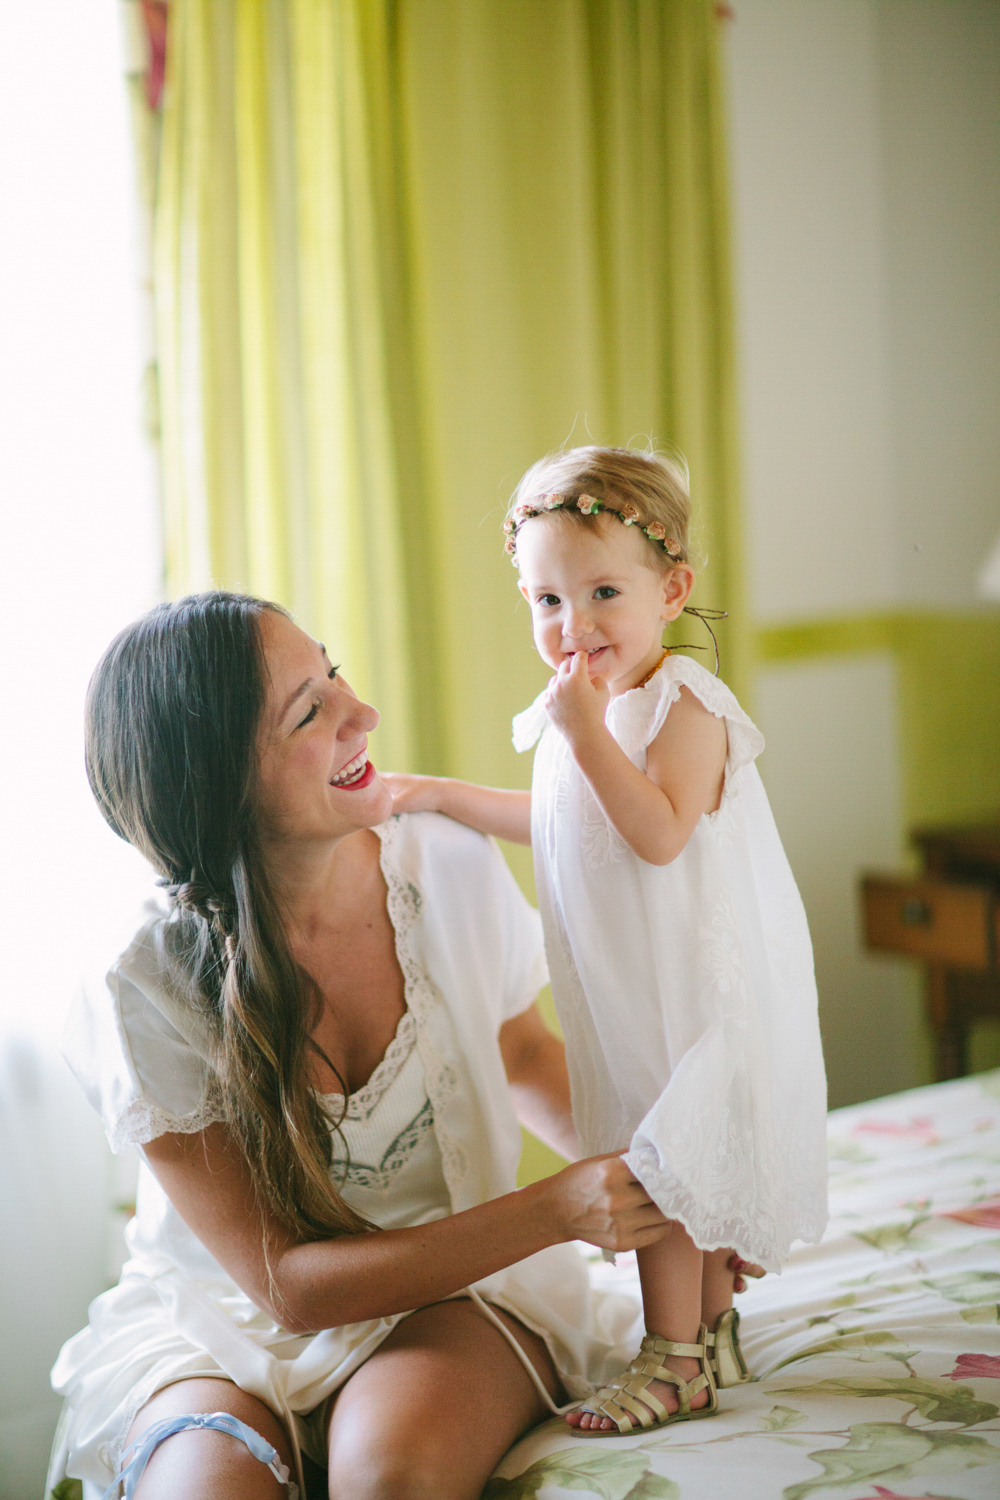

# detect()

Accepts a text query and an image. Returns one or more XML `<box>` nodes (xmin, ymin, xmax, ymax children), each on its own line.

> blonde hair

<box><xmin>506</xmin><ymin>445</ymin><xmax>692</xmax><ymax>568</ymax></box>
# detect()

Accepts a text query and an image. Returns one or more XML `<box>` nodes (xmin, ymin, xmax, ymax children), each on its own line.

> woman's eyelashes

<box><xmin>296</xmin><ymin>667</ymin><xmax>340</xmax><ymax>729</ymax></box>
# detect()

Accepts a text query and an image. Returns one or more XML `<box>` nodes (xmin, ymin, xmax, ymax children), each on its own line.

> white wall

<box><xmin>878</xmin><ymin>0</ymin><xmax>1000</xmax><ymax>606</ymax></box>
<box><xmin>725</xmin><ymin>1</ymin><xmax>1000</xmax><ymax>1106</ymax></box>
<box><xmin>755</xmin><ymin>654</ymin><xmax>927</xmax><ymax>1107</ymax></box>
<box><xmin>726</xmin><ymin>0</ymin><xmax>898</xmax><ymax>624</ymax></box>
<box><xmin>728</xmin><ymin>0</ymin><xmax>1000</xmax><ymax>626</ymax></box>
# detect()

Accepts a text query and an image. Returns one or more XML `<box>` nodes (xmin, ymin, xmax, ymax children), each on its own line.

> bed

<box><xmin>491</xmin><ymin>1068</ymin><xmax>1000</xmax><ymax>1500</ymax></box>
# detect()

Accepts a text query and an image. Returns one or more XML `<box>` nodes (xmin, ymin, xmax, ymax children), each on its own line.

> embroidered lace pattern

<box><xmin>579</xmin><ymin>778</ymin><xmax>628</xmax><ymax>870</ymax></box>
<box><xmin>318</xmin><ymin>1011</ymin><xmax>417</xmax><ymax>1122</ymax></box>
<box><xmin>519</xmin><ymin>651</ymin><xmax>828</xmax><ymax>1270</ymax></box>
<box><xmin>375</xmin><ymin>817</ymin><xmax>465</xmax><ymax>1192</ymax></box>
<box><xmin>332</xmin><ymin>1098</ymin><xmax>435</xmax><ymax>1191</ymax></box>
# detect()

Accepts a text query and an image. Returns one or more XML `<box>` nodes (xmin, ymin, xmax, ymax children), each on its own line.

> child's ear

<box><xmin>517</xmin><ymin>579</ymin><xmax>530</xmax><ymax>603</ymax></box>
<box><xmin>661</xmin><ymin>564</ymin><xmax>695</xmax><ymax>621</ymax></box>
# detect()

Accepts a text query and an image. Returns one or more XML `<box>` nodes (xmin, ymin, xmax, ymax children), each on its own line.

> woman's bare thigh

<box><xmin>326</xmin><ymin>1299</ymin><xmax>564</xmax><ymax>1500</ymax></box>
<box><xmin>123</xmin><ymin>1377</ymin><xmax>295</xmax><ymax>1499</ymax></box>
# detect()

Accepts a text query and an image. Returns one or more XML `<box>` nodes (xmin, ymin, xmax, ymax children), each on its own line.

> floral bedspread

<box><xmin>490</xmin><ymin>1069</ymin><xmax>1000</xmax><ymax>1500</ymax></box>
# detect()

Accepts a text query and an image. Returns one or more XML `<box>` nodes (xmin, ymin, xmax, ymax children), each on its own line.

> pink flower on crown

<box><xmin>665</xmin><ymin>537</ymin><xmax>681</xmax><ymax>556</ymax></box>
<box><xmin>619</xmin><ymin>503</ymin><xmax>640</xmax><ymax>524</ymax></box>
<box><xmin>504</xmin><ymin>535</ymin><xmax>516</xmax><ymax>553</ymax></box>
<box><xmin>542</xmin><ymin>493</ymin><xmax>562</xmax><ymax>510</ymax></box>
<box><xmin>577</xmin><ymin>494</ymin><xmax>600</xmax><ymax>514</ymax></box>
<box><xmin>514</xmin><ymin>503</ymin><xmax>535</xmax><ymax>521</ymax></box>
<box><xmin>646</xmin><ymin>521</ymin><xmax>667</xmax><ymax>542</ymax></box>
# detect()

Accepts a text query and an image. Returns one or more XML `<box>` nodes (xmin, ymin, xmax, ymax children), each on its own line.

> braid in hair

<box><xmin>86</xmin><ymin>592</ymin><xmax>374</xmax><ymax>1249</ymax></box>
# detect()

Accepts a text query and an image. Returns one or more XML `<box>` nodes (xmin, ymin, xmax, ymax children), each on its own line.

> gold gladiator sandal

<box><xmin>570</xmin><ymin>1328</ymin><xmax>718</xmax><ymax>1438</ymax></box>
<box><xmin>705</xmin><ymin>1307</ymin><xmax>751</xmax><ymax>1387</ymax></box>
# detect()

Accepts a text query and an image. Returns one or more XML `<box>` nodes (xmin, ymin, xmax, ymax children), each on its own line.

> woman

<box><xmin>50</xmin><ymin>592</ymin><xmax>758</xmax><ymax>1500</ymax></box>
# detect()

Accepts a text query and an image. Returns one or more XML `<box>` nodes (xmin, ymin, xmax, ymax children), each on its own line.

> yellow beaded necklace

<box><xmin>634</xmin><ymin>650</ymin><xmax>670</xmax><ymax>691</ymax></box>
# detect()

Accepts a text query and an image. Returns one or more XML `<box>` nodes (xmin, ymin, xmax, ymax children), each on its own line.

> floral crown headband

<box><xmin>502</xmin><ymin>493</ymin><xmax>684</xmax><ymax>565</ymax></box>
<box><xmin>503</xmin><ymin>490</ymin><xmax>728</xmax><ymax>675</ymax></box>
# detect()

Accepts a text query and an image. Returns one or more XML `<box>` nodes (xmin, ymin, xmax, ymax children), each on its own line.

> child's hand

<box><xmin>379</xmin><ymin>773</ymin><xmax>445</xmax><ymax>814</ymax></box>
<box><xmin>544</xmin><ymin>650</ymin><xmax>610</xmax><ymax>743</ymax></box>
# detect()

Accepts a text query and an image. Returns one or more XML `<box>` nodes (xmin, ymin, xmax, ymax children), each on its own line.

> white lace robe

<box><xmin>514</xmin><ymin>655</ymin><xmax>828</xmax><ymax>1271</ymax></box>
<box><xmin>49</xmin><ymin>814</ymin><xmax>642</xmax><ymax>1497</ymax></box>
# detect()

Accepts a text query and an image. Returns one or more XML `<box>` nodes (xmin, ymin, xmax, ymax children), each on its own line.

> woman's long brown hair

<box><xmin>85</xmin><ymin>591</ymin><xmax>373</xmax><ymax>1243</ymax></box>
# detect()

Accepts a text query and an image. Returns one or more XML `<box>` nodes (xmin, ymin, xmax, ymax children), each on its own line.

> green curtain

<box><xmin>155</xmin><ymin>0</ymin><xmax>743</xmax><ymax>787</ymax></box>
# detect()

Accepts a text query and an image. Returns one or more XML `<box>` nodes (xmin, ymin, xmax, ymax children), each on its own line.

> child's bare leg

<box><xmin>701</xmin><ymin>1247</ymin><xmax>736</xmax><ymax>1331</ymax></box>
<box><xmin>568</xmin><ymin>1222</ymin><xmax>707</xmax><ymax>1431</ymax></box>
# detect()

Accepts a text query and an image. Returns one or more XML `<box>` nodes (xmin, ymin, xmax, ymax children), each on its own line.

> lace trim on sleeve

<box><xmin>512</xmin><ymin>692</ymin><xmax>549</xmax><ymax>753</ymax></box>
<box><xmin>108</xmin><ymin>1090</ymin><xmax>228</xmax><ymax>1154</ymax></box>
<box><xmin>375</xmin><ymin>818</ymin><xmax>465</xmax><ymax>1194</ymax></box>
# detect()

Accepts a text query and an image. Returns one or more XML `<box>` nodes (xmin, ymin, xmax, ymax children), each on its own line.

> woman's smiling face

<box><xmin>516</xmin><ymin>512</ymin><xmax>693</xmax><ymax>694</ymax></box>
<box><xmin>255</xmin><ymin>610</ymin><xmax>392</xmax><ymax>847</ymax></box>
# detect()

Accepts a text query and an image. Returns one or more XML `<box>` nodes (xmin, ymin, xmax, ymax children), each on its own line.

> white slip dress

<box><xmin>325</xmin><ymin>1009</ymin><xmax>453</xmax><ymax>1231</ymax></box>
<box><xmin>513</xmin><ymin>654</ymin><xmax>828</xmax><ymax>1272</ymax></box>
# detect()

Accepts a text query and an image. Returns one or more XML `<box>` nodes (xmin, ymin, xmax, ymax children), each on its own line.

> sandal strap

<box><xmin>640</xmin><ymin>1333</ymin><xmax>707</xmax><ymax>1360</ymax></box>
<box><xmin>574</xmin><ymin>1324</ymin><xmax>718</xmax><ymax>1431</ymax></box>
<box><xmin>584</xmin><ymin>1388</ymin><xmax>653</xmax><ymax>1433</ymax></box>
<box><xmin>615</xmin><ymin>1386</ymin><xmax>666</xmax><ymax>1425</ymax></box>
<box><xmin>587</xmin><ymin>1397</ymin><xmax>634</xmax><ymax>1433</ymax></box>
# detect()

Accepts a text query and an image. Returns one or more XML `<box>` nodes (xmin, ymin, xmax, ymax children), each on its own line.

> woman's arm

<box><xmin>142</xmin><ymin>1124</ymin><xmax>664</xmax><ymax>1335</ymax></box>
<box><xmin>499</xmin><ymin>1004</ymin><xmax>579</xmax><ymax>1161</ymax></box>
<box><xmin>380</xmin><ymin>774</ymin><xmax>532</xmax><ymax>845</ymax></box>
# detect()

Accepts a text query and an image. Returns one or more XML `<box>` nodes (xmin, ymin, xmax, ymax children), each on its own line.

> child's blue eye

<box><xmin>594</xmin><ymin>586</ymin><xmax>619</xmax><ymax>600</ymax></box>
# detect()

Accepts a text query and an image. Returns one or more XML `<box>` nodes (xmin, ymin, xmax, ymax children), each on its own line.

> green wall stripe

<box><xmin>754</xmin><ymin>610</ymin><xmax>1000</xmax><ymax>829</ymax></box>
<box><xmin>757</xmin><ymin>613</ymin><xmax>901</xmax><ymax>661</ymax></box>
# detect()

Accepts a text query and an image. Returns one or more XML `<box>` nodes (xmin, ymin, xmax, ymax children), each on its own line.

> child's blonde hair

<box><xmin>505</xmin><ymin>445</ymin><xmax>692</xmax><ymax>568</ymax></box>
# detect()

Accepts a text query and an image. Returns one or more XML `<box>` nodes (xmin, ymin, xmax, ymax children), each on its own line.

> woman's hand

<box><xmin>542</xmin><ymin>1153</ymin><xmax>671</xmax><ymax>1254</ymax></box>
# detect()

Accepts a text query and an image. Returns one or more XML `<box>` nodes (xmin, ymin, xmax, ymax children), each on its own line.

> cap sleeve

<box><xmin>608</xmin><ymin>654</ymin><xmax>765</xmax><ymax>798</ymax></box>
<box><xmin>63</xmin><ymin>906</ymin><xmax>226</xmax><ymax>1154</ymax></box>
<box><xmin>512</xmin><ymin>690</ymin><xmax>549</xmax><ymax>753</ymax></box>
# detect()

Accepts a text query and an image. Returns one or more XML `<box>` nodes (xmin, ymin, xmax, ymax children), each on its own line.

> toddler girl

<box><xmin>388</xmin><ymin>446</ymin><xmax>827</xmax><ymax>1435</ymax></box>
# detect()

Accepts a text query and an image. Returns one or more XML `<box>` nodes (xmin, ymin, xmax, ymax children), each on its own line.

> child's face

<box><xmin>516</xmin><ymin>512</ymin><xmax>694</xmax><ymax>694</ymax></box>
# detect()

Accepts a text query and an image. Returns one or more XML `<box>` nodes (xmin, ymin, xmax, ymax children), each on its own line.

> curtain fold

<box><xmin>155</xmin><ymin>0</ymin><xmax>743</xmax><ymax>778</ymax></box>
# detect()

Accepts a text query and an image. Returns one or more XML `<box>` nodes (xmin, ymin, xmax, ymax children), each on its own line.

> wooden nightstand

<box><xmin>861</xmin><ymin>822</ymin><xmax>1000</xmax><ymax>1080</ymax></box>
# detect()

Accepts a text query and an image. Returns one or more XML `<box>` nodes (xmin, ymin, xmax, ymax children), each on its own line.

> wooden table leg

<box><xmin>928</xmin><ymin>965</ymin><xmax>967</xmax><ymax>1081</ymax></box>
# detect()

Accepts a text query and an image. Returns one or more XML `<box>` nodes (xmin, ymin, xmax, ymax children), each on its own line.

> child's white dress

<box><xmin>513</xmin><ymin>654</ymin><xmax>828</xmax><ymax>1271</ymax></box>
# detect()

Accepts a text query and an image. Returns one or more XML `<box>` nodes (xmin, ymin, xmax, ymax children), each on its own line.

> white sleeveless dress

<box><xmin>513</xmin><ymin>654</ymin><xmax>828</xmax><ymax>1271</ymax></box>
